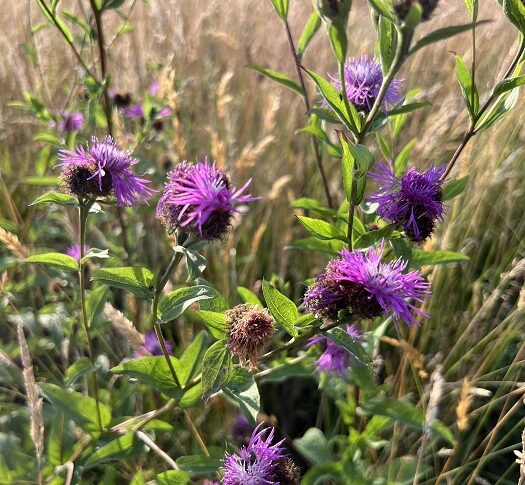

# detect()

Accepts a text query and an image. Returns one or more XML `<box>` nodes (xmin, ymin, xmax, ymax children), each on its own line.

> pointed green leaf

<box><xmin>297</xmin><ymin>11</ymin><xmax>321</xmax><ymax>61</ymax></box>
<box><xmin>247</xmin><ymin>64</ymin><xmax>303</xmax><ymax>96</ymax></box>
<box><xmin>196</xmin><ymin>310</ymin><xmax>229</xmax><ymax>340</ymax></box>
<box><xmin>443</xmin><ymin>176</ymin><xmax>468</xmax><ymax>200</ymax></box>
<box><xmin>26</xmin><ymin>252</ymin><xmax>78</xmax><ymax>271</ymax></box>
<box><xmin>297</xmin><ymin>216</ymin><xmax>348</xmax><ymax>242</ymax></box>
<box><xmin>410</xmin><ymin>250</ymin><xmax>469</xmax><ymax>267</ymax></box>
<box><xmin>201</xmin><ymin>340</ymin><xmax>234</xmax><ymax>400</ymax></box>
<box><xmin>91</xmin><ymin>266</ymin><xmax>155</xmax><ymax>300</ymax></box>
<box><xmin>158</xmin><ymin>286</ymin><xmax>214</xmax><ymax>323</ymax></box>
<box><xmin>30</xmin><ymin>191</ymin><xmax>78</xmax><ymax>208</ymax></box>
<box><xmin>155</xmin><ymin>470</ymin><xmax>190</xmax><ymax>485</ymax></box>
<box><xmin>328</xmin><ymin>328</ymin><xmax>374</xmax><ymax>378</ymax></box>
<box><xmin>174</xmin><ymin>331</ymin><xmax>209</xmax><ymax>386</ymax></box>
<box><xmin>270</xmin><ymin>0</ymin><xmax>289</xmax><ymax>19</ymax></box>
<box><xmin>237</xmin><ymin>286</ymin><xmax>263</xmax><ymax>306</ymax></box>
<box><xmin>84</xmin><ymin>432</ymin><xmax>144</xmax><ymax>467</ymax></box>
<box><xmin>262</xmin><ymin>280</ymin><xmax>299</xmax><ymax>337</ymax></box>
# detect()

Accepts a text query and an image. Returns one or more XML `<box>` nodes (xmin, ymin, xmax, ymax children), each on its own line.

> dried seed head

<box><xmin>271</xmin><ymin>457</ymin><xmax>301</xmax><ymax>485</ymax></box>
<box><xmin>226</xmin><ymin>304</ymin><xmax>275</xmax><ymax>369</ymax></box>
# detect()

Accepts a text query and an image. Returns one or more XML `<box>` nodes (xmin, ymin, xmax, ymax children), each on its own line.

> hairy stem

<box><xmin>79</xmin><ymin>201</ymin><xmax>103</xmax><ymax>432</ymax></box>
<box><xmin>282</xmin><ymin>18</ymin><xmax>334</xmax><ymax>209</ymax></box>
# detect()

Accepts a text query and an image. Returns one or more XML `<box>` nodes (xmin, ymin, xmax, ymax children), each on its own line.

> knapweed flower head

<box><xmin>226</xmin><ymin>304</ymin><xmax>275</xmax><ymax>369</ymax></box>
<box><xmin>330</xmin><ymin>56</ymin><xmax>404</xmax><ymax>113</ymax></box>
<box><xmin>394</xmin><ymin>0</ymin><xmax>439</xmax><ymax>21</ymax></box>
<box><xmin>232</xmin><ymin>414</ymin><xmax>254</xmax><ymax>446</ymax></box>
<box><xmin>54</xmin><ymin>111</ymin><xmax>85</xmax><ymax>133</ymax></box>
<box><xmin>222</xmin><ymin>424</ymin><xmax>286</xmax><ymax>485</ymax></box>
<box><xmin>306</xmin><ymin>324</ymin><xmax>362</xmax><ymax>376</ymax></box>
<box><xmin>304</xmin><ymin>242</ymin><xmax>430</xmax><ymax>326</ymax></box>
<box><xmin>369</xmin><ymin>161</ymin><xmax>446</xmax><ymax>242</ymax></box>
<box><xmin>66</xmin><ymin>244</ymin><xmax>89</xmax><ymax>261</ymax></box>
<box><xmin>156</xmin><ymin>159</ymin><xmax>258</xmax><ymax>240</ymax></box>
<box><xmin>57</xmin><ymin>136</ymin><xmax>154</xmax><ymax>206</ymax></box>
<box><xmin>135</xmin><ymin>331</ymin><xmax>173</xmax><ymax>358</ymax></box>
<box><xmin>270</xmin><ymin>457</ymin><xmax>301</xmax><ymax>485</ymax></box>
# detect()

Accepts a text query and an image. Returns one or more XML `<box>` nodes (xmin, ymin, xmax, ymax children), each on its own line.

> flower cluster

<box><xmin>306</xmin><ymin>324</ymin><xmax>362</xmax><ymax>376</ymax></box>
<box><xmin>330</xmin><ymin>56</ymin><xmax>404</xmax><ymax>113</ymax></box>
<box><xmin>223</xmin><ymin>424</ymin><xmax>300</xmax><ymax>485</ymax></box>
<box><xmin>304</xmin><ymin>242</ymin><xmax>430</xmax><ymax>326</ymax></box>
<box><xmin>226</xmin><ymin>304</ymin><xmax>275</xmax><ymax>369</ymax></box>
<box><xmin>369</xmin><ymin>161</ymin><xmax>446</xmax><ymax>242</ymax></box>
<box><xmin>156</xmin><ymin>159</ymin><xmax>257</xmax><ymax>240</ymax></box>
<box><xmin>58</xmin><ymin>136</ymin><xmax>154</xmax><ymax>206</ymax></box>
<box><xmin>53</xmin><ymin>111</ymin><xmax>85</xmax><ymax>133</ymax></box>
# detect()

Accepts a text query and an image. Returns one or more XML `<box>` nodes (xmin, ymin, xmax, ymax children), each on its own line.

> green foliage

<box><xmin>26</xmin><ymin>252</ymin><xmax>78</xmax><ymax>270</ymax></box>
<box><xmin>91</xmin><ymin>266</ymin><xmax>156</xmax><ymax>299</ymax></box>
<box><xmin>262</xmin><ymin>279</ymin><xmax>299</xmax><ymax>336</ymax></box>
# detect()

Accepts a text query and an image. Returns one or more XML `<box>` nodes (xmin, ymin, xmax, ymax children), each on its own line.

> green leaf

<box><xmin>62</xmin><ymin>10</ymin><xmax>92</xmax><ymax>36</ymax></box>
<box><xmin>258</xmin><ymin>362</ymin><xmax>313</xmax><ymax>384</ymax></box>
<box><xmin>176</xmin><ymin>455</ymin><xmax>222</xmax><ymax>476</ymax></box>
<box><xmin>39</xmin><ymin>383</ymin><xmax>111</xmax><ymax>435</ymax></box>
<box><xmin>84</xmin><ymin>432</ymin><xmax>144</xmax><ymax>467</ymax></box>
<box><xmin>294</xmin><ymin>428</ymin><xmax>333</xmax><ymax>465</ymax></box>
<box><xmin>155</xmin><ymin>470</ymin><xmax>190</xmax><ymax>485</ymax></box>
<box><xmin>34</xmin><ymin>132</ymin><xmax>62</xmax><ymax>145</ymax></box>
<box><xmin>173</xmin><ymin>245</ymin><xmax>207</xmax><ymax>281</ymax></box>
<box><xmin>476</xmin><ymin>86</ymin><xmax>520</xmax><ymax>131</ymax></box>
<box><xmin>464</xmin><ymin>0</ymin><xmax>478</xmax><ymax>20</ymax></box>
<box><xmin>157</xmin><ymin>286</ymin><xmax>214</xmax><ymax>323</ymax></box>
<box><xmin>174</xmin><ymin>331</ymin><xmax>209</xmax><ymax>386</ymax></box>
<box><xmin>443</xmin><ymin>176</ymin><xmax>468</xmax><ymax>200</ymax></box>
<box><xmin>270</xmin><ymin>0</ymin><xmax>289</xmax><ymax>19</ymax></box>
<box><xmin>195</xmin><ymin>278</ymin><xmax>229</xmax><ymax>312</ymax></box>
<box><xmin>237</xmin><ymin>286</ymin><xmax>263</xmax><ymax>306</ymax></box>
<box><xmin>409</xmin><ymin>21</ymin><xmax>490</xmax><ymax>55</ymax></box>
<box><xmin>503</xmin><ymin>0</ymin><xmax>525</xmax><ymax>33</ymax></box>
<box><xmin>26</xmin><ymin>252</ymin><xmax>78</xmax><ymax>271</ymax></box>
<box><xmin>179</xmin><ymin>382</ymin><xmax>203</xmax><ymax>409</ymax></box>
<box><xmin>223</xmin><ymin>368</ymin><xmax>260</xmax><ymax>424</ymax></box>
<box><xmin>302</xmin><ymin>67</ymin><xmax>358</xmax><ymax>132</ymax></box>
<box><xmin>291</xmin><ymin>197</ymin><xmax>337</xmax><ymax>218</ymax></box>
<box><xmin>262</xmin><ymin>280</ymin><xmax>299</xmax><ymax>337</ymax></box>
<box><xmin>327</xmin><ymin>23</ymin><xmax>347</xmax><ymax>63</ymax></box>
<box><xmin>111</xmin><ymin>357</ymin><xmax>181</xmax><ymax>397</ymax></box>
<box><xmin>196</xmin><ymin>310</ymin><xmax>229</xmax><ymax>340</ymax></box>
<box><xmin>201</xmin><ymin>341</ymin><xmax>234</xmax><ymax>401</ymax></box>
<box><xmin>348</xmin><ymin>143</ymin><xmax>374</xmax><ymax>176</ymax></box>
<box><xmin>64</xmin><ymin>357</ymin><xmax>98</xmax><ymax>386</ymax></box>
<box><xmin>360</xmin><ymin>398</ymin><xmax>423</xmax><ymax>428</ymax></box>
<box><xmin>104</xmin><ymin>0</ymin><xmax>126</xmax><ymax>9</ymax></box>
<box><xmin>410</xmin><ymin>250</ymin><xmax>469</xmax><ymax>267</ymax></box>
<box><xmin>91</xmin><ymin>266</ymin><xmax>155</xmax><ymax>300</ymax></box>
<box><xmin>22</xmin><ymin>176</ymin><xmax>59</xmax><ymax>186</ymax></box>
<box><xmin>328</xmin><ymin>328</ymin><xmax>374</xmax><ymax>378</ymax></box>
<box><xmin>387</xmin><ymin>101</ymin><xmax>432</xmax><ymax>117</ymax></box>
<box><xmin>302</xmin><ymin>463</ymin><xmax>342</xmax><ymax>485</ymax></box>
<box><xmin>297</xmin><ymin>11</ymin><xmax>321</xmax><ymax>61</ymax></box>
<box><xmin>454</xmin><ymin>55</ymin><xmax>479</xmax><ymax>119</ymax></box>
<box><xmin>86</xmin><ymin>285</ymin><xmax>109</xmax><ymax>329</ymax></box>
<box><xmin>247</xmin><ymin>64</ymin><xmax>303</xmax><ymax>96</ymax></box>
<box><xmin>394</xmin><ymin>139</ymin><xmax>416</xmax><ymax>176</ymax></box>
<box><xmin>378</xmin><ymin>16</ymin><xmax>396</xmax><ymax>73</ymax></box>
<box><xmin>493</xmin><ymin>74</ymin><xmax>525</xmax><ymax>96</ymax></box>
<box><xmin>354</xmin><ymin>225</ymin><xmax>395</xmax><ymax>249</ymax></box>
<box><xmin>297</xmin><ymin>216</ymin><xmax>347</xmax><ymax>242</ymax></box>
<box><xmin>339</xmin><ymin>134</ymin><xmax>355</xmax><ymax>202</ymax></box>
<box><xmin>368</xmin><ymin>0</ymin><xmax>396</xmax><ymax>20</ymax></box>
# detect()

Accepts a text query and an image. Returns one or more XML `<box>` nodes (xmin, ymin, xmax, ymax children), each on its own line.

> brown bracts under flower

<box><xmin>271</xmin><ymin>457</ymin><xmax>302</xmax><ymax>485</ymax></box>
<box><xmin>226</xmin><ymin>304</ymin><xmax>275</xmax><ymax>369</ymax></box>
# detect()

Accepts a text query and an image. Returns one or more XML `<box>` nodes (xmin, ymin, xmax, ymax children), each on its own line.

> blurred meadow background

<box><xmin>0</xmin><ymin>0</ymin><xmax>524</xmax><ymax>483</ymax></box>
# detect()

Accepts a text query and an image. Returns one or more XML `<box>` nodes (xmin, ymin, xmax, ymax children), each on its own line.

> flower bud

<box><xmin>271</xmin><ymin>457</ymin><xmax>301</xmax><ymax>485</ymax></box>
<box><xmin>312</xmin><ymin>0</ymin><xmax>352</xmax><ymax>25</ymax></box>
<box><xmin>226</xmin><ymin>304</ymin><xmax>275</xmax><ymax>369</ymax></box>
<box><xmin>394</xmin><ymin>0</ymin><xmax>439</xmax><ymax>21</ymax></box>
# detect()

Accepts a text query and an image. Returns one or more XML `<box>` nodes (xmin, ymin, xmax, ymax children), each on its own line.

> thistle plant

<box><xmin>1</xmin><ymin>0</ymin><xmax>525</xmax><ymax>484</ymax></box>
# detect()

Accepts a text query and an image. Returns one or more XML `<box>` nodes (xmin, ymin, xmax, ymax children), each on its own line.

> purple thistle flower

<box><xmin>329</xmin><ymin>56</ymin><xmax>404</xmax><ymax>113</ymax></box>
<box><xmin>306</xmin><ymin>324</ymin><xmax>362</xmax><ymax>376</ymax></box>
<box><xmin>223</xmin><ymin>424</ymin><xmax>285</xmax><ymax>485</ymax></box>
<box><xmin>66</xmin><ymin>244</ymin><xmax>89</xmax><ymax>262</ymax></box>
<box><xmin>148</xmin><ymin>80</ymin><xmax>161</xmax><ymax>96</ymax></box>
<box><xmin>57</xmin><ymin>136</ymin><xmax>155</xmax><ymax>206</ymax></box>
<box><xmin>156</xmin><ymin>159</ymin><xmax>258</xmax><ymax>240</ymax></box>
<box><xmin>121</xmin><ymin>104</ymin><xmax>145</xmax><ymax>119</ymax></box>
<box><xmin>369</xmin><ymin>161</ymin><xmax>446</xmax><ymax>242</ymax></box>
<box><xmin>304</xmin><ymin>242</ymin><xmax>430</xmax><ymax>326</ymax></box>
<box><xmin>232</xmin><ymin>414</ymin><xmax>255</xmax><ymax>446</ymax></box>
<box><xmin>55</xmin><ymin>111</ymin><xmax>85</xmax><ymax>133</ymax></box>
<box><xmin>135</xmin><ymin>331</ymin><xmax>173</xmax><ymax>358</ymax></box>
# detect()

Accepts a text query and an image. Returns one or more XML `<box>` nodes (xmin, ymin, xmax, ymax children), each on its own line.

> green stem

<box><xmin>79</xmin><ymin>201</ymin><xmax>103</xmax><ymax>432</ymax></box>
<box><xmin>282</xmin><ymin>18</ymin><xmax>333</xmax><ymax>209</ymax></box>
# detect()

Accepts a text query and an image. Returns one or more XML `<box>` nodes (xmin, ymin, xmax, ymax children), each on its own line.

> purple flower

<box><xmin>135</xmin><ymin>331</ymin><xmax>173</xmax><ymax>358</ymax></box>
<box><xmin>369</xmin><ymin>161</ymin><xmax>446</xmax><ymax>242</ymax></box>
<box><xmin>156</xmin><ymin>159</ymin><xmax>258</xmax><ymax>240</ymax></box>
<box><xmin>232</xmin><ymin>414</ymin><xmax>254</xmax><ymax>446</ymax></box>
<box><xmin>66</xmin><ymin>244</ymin><xmax>89</xmax><ymax>261</ymax></box>
<box><xmin>304</xmin><ymin>242</ymin><xmax>430</xmax><ymax>326</ymax></box>
<box><xmin>121</xmin><ymin>104</ymin><xmax>144</xmax><ymax>119</ymax></box>
<box><xmin>148</xmin><ymin>81</ymin><xmax>160</xmax><ymax>96</ymax></box>
<box><xmin>55</xmin><ymin>111</ymin><xmax>85</xmax><ymax>133</ymax></box>
<box><xmin>329</xmin><ymin>56</ymin><xmax>404</xmax><ymax>113</ymax></box>
<box><xmin>306</xmin><ymin>324</ymin><xmax>362</xmax><ymax>376</ymax></box>
<box><xmin>223</xmin><ymin>424</ymin><xmax>285</xmax><ymax>485</ymax></box>
<box><xmin>57</xmin><ymin>136</ymin><xmax>155</xmax><ymax>206</ymax></box>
